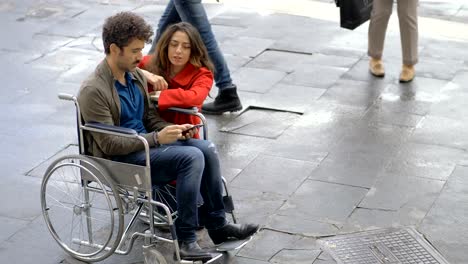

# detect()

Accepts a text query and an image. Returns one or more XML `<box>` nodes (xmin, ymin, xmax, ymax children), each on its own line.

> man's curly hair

<box><xmin>102</xmin><ymin>12</ymin><xmax>153</xmax><ymax>54</ymax></box>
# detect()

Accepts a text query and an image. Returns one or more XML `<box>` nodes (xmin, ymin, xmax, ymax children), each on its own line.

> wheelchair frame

<box><xmin>40</xmin><ymin>93</ymin><xmax>233</xmax><ymax>263</ymax></box>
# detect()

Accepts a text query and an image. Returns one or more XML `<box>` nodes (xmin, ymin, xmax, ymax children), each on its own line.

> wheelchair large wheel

<box><xmin>41</xmin><ymin>154</ymin><xmax>124</xmax><ymax>262</ymax></box>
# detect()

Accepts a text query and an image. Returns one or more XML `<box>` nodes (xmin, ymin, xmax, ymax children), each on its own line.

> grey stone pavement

<box><xmin>1</xmin><ymin>0</ymin><xmax>468</xmax><ymax>263</ymax></box>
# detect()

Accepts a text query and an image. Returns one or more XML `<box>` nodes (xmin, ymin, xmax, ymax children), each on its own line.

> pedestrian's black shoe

<box><xmin>201</xmin><ymin>85</ymin><xmax>242</xmax><ymax>115</ymax></box>
<box><xmin>208</xmin><ymin>223</ymin><xmax>259</xmax><ymax>245</ymax></box>
<box><xmin>177</xmin><ymin>241</ymin><xmax>212</xmax><ymax>262</ymax></box>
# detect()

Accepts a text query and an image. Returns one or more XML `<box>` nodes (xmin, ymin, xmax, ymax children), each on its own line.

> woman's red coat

<box><xmin>139</xmin><ymin>55</ymin><xmax>213</xmax><ymax>137</ymax></box>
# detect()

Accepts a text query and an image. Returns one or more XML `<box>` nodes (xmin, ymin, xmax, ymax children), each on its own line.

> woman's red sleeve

<box><xmin>158</xmin><ymin>68</ymin><xmax>213</xmax><ymax>110</ymax></box>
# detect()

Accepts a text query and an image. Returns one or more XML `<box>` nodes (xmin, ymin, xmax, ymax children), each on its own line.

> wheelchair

<box><xmin>40</xmin><ymin>93</ymin><xmax>239</xmax><ymax>263</ymax></box>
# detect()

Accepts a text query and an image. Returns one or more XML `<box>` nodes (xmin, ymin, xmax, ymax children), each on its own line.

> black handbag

<box><xmin>336</xmin><ymin>0</ymin><xmax>374</xmax><ymax>30</ymax></box>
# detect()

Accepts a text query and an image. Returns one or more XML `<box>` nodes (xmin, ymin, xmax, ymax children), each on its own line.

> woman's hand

<box><xmin>141</xmin><ymin>69</ymin><xmax>168</xmax><ymax>91</ymax></box>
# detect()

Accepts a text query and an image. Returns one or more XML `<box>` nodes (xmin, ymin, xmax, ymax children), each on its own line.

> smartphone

<box><xmin>182</xmin><ymin>124</ymin><xmax>204</xmax><ymax>135</ymax></box>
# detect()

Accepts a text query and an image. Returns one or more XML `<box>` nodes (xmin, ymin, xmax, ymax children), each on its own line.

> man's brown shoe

<box><xmin>369</xmin><ymin>58</ymin><xmax>385</xmax><ymax>77</ymax></box>
<box><xmin>399</xmin><ymin>64</ymin><xmax>415</xmax><ymax>83</ymax></box>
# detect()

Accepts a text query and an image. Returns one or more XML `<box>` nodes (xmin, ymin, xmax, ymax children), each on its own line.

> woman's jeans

<box><xmin>148</xmin><ymin>0</ymin><xmax>233</xmax><ymax>90</ymax></box>
<box><xmin>113</xmin><ymin>139</ymin><xmax>227</xmax><ymax>242</ymax></box>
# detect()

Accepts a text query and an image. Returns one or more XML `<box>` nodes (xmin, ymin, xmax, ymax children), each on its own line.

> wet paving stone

<box><xmin>246</xmin><ymin>50</ymin><xmax>313</xmax><ymax>73</ymax></box>
<box><xmin>234</xmin><ymin>257</ymin><xmax>269</xmax><ymax>264</ymax></box>
<box><xmin>252</xmin><ymin>83</ymin><xmax>326</xmax><ymax>114</ymax></box>
<box><xmin>429</xmin><ymin>81</ymin><xmax>468</xmax><ymax>122</ymax></box>
<box><xmin>220</xmin><ymin>36</ymin><xmax>275</xmax><ymax>58</ymax></box>
<box><xmin>26</xmin><ymin>144</ymin><xmax>78</xmax><ymax>178</ymax></box>
<box><xmin>372</xmin><ymin>84</ymin><xmax>435</xmax><ymax>116</ymax></box>
<box><xmin>229</xmin><ymin>187</ymin><xmax>286</xmax><ymax>225</ymax></box>
<box><xmin>340</xmin><ymin>208</ymin><xmax>408</xmax><ymax>234</ymax></box>
<box><xmin>277</xmin><ymin>180</ymin><xmax>368</xmax><ymax>224</ymax></box>
<box><xmin>411</xmin><ymin>115</ymin><xmax>468</xmax><ymax>150</ymax></box>
<box><xmin>224</xmin><ymin>53</ymin><xmax>253</xmax><ymax>73</ymax></box>
<box><xmin>309</xmin><ymin>150</ymin><xmax>389</xmax><ymax>188</ymax></box>
<box><xmin>29</xmin><ymin>46</ymin><xmax>103</xmax><ymax>72</ymax></box>
<box><xmin>212</xmin><ymin>24</ymin><xmax>246</xmax><ymax>43</ymax></box>
<box><xmin>419</xmin><ymin>165</ymin><xmax>468</xmax><ymax>264</ymax></box>
<box><xmin>242</xmin><ymin>13</ymin><xmax>333</xmax><ymax>42</ymax></box>
<box><xmin>334</xmin><ymin>122</ymin><xmax>414</xmax><ymax>155</ymax></box>
<box><xmin>416</xmin><ymin>56</ymin><xmax>464</xmax><ymax>81</ymax></box>
<box><xmin>271</xmin><ymin>23</ymin><xmax>342</xmax><ymax>54</ymax></box>
<box><xmin>220</xmin><ymin>108</ymin><xmax>301</xmax><ymax>139</ymax></box>
<box><xmin>238</xmin><ymin>229</ymin><xmax>300</xmax><ymax>261</ymax></box>
<box><xmin>232</xmin><ymin>67</ymin><xmax>288</xmax><ymax>93</ymax></box>
<box><xmin>420</xmin><ymin>38</ymin><xmax>468</xmax><ymax>62</ymax></box>
<box><xmin>299</xmin><ymin>53</ymin><xmax>361</xmax><ymax>69</ymax></box>
<box><xmin>281</xmin><ymin>65</ymin><xmax>347</xmax><ymax>88</ymax></box>
<box><xmin>291</xmin><ymin>237</ymin><xmax>321</xmax><ymax>250</ymax></box>
<box><xmin>231</xmin><ymin>154</ymin><xmax>318</xmax><ymax>196</ymax></box>
<box><xmin>0</xmin><ymin>216</ymin><xmax>29</xmax><ymax>242</ymax></box>
<box><xmin>313</xmin><ymin>251</ymin><xmax>337</xmax><ymax>264</ymax></box>
<box><xmin>266</xmin><ymin>102</ymin><xmax>365</xmax><ymax>161</ymax></box>
<box><xmin>210</xmin><ymin>129</ymin><xmax>274</xmax><ymax>169</ymax></box>
<box><xmin>38</xmin><ymin>5</ymin><xmax>129</xmax><ymax>38</ymax></box>
<box><xmin>319</xmin><ymin>78</ymin><xmax>387</xmax><ymax>108</ymax></box>
<box><xmin>267</xmin><ymin>214</ymin><xmax>339</xmax><ymax>237</ymax></box>
<box><xmin>270</xmin><ymin>248</ymin><xmax>321</xmax><ymax>263</ymax></box>
<box><xmin>210</xmin><ymin>9</ymin><xmax>263</xmax><ymax>29</ymax></box>
<box><xmin>385</xmin><ymin>142</ymin><xmax>468</xmax><ymax>181</ymax></box>
<box><xmin>361</xmin><ymin>107</ymin><xmax>424</xmax><ymax>127</ymax></box>
<box><xmin>359</xmin><ymin>173</ymin><xmax>445</xmax><ymax>212</ymax></box>
<box><xmin>0</xmin><ymin>177</ymin><xmax>44</xmax><ymax>221</ymax></box>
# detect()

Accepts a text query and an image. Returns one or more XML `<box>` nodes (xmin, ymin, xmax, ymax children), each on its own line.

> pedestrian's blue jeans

<box><xmin>148</xmin><ymin>0</ymin><xmax>233</xmax><ymax>90</ymax></box>
<box><xmin>113</xmin><ymin>139</ymin><xmax>227</xmax><ymax>242</ymax></box>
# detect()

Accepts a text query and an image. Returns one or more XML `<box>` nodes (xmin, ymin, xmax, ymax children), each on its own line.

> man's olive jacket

<box><xmin>77</xmin><ymin>59</ymin><xmax>171</xmax><ymax>158</ymax></box>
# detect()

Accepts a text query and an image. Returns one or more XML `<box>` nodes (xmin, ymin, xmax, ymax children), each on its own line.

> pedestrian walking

<box><xmin>368</xmin><ymin>0</ymin><xmax>419</xmax><ymax>82</ymax></box>
<box><xmin>148</xmin><ymin>0</ymin><xmax>242</xmax><ymax>114</ymax></box>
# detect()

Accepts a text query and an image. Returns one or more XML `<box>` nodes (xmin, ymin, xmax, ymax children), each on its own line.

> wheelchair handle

<box><xmin>58</xmin><ymin>93</ymin><xmax>76</xmax><ymax>101</ymax></box>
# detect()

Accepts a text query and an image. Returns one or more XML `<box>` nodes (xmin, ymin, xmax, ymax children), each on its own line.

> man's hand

<box><xmin>157</xmin><ymin>125</ymin><xmax>185</xmax><ymax>144</ymax></box>
<box><xmin>141</xmin><ymin>69</ymin><xmax>168</xmax><ymax>91</ymax></box>
<box><xmin>180</xmin><ymin>124</ymin><xmax>199</xmax><ymax>140</ymax></box>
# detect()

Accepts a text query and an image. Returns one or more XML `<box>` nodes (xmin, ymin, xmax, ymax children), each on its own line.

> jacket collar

<box><xmin>95</xmin><ymin>59</ymin><xmax>144</xmax><ymax>124</ymax></box>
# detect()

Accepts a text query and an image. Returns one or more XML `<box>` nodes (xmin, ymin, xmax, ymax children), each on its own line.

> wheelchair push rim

<box><xmin>40</xmin><ymin>154</ymin><xmax>124</xmax><ymax>262</ymax></box>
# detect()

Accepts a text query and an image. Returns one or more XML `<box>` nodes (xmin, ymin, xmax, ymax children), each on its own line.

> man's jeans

<box><xmin>148</xmin><ymin>0</ymin><xmax>233</xmax><ymax>90</ymax></box>
<box><xmin>113</xmin><ymin>139</ymin><xmax>227</xmax><ymax>242</ymax></box>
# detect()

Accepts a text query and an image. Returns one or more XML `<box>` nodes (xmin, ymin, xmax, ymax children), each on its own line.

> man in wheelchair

<box><xmin>77</xmin><ymin>11</ymin><xmax>258</xmax><ymax>262</ymax></box>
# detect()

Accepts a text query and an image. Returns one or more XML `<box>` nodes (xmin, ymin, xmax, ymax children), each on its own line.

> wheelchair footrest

<box><xmin>222</xmin><ymin>195</ymin><xmax>234</xmax><ymax>213</ymax></box>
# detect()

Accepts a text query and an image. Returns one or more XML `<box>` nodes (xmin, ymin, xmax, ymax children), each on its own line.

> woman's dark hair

<box><xmin>147</xmin><ymin>22</ymin><xmax>214</xmax><ymax>78</ymax></box>
<box><xmin>102</xmin><ymin>12</ymin><xmax>153</xmax><ymax>54</ymax></box>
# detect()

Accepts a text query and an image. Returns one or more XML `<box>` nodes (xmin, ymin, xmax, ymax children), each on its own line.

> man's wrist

<box><xmin>152</xmin><ymin>131</ymin><xmax>161</xmax><ymax>147</ymax></box>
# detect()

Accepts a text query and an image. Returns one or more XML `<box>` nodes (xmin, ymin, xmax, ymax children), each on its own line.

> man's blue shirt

<box><xmin>115</xmin><ymin>72</ymin><xmax>147</xmax><ymax>134</ymax></box>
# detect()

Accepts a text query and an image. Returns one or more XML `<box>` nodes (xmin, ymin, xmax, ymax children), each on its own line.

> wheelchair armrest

<box><xmin>84</xmin><ymin>122</ymin><xmax>137</xmax><ymax>135</ymax></box>
<box><xmin>167</xmin><ymin>106</ymin><xmax>199</xmax><ymax>115</ymax></box>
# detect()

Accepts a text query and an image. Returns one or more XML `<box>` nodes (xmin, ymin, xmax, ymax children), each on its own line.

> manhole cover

<box><xmin>318</xmin><ymin>228</ymin><xmax>449</xmax><ymax>264</ymax></box>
